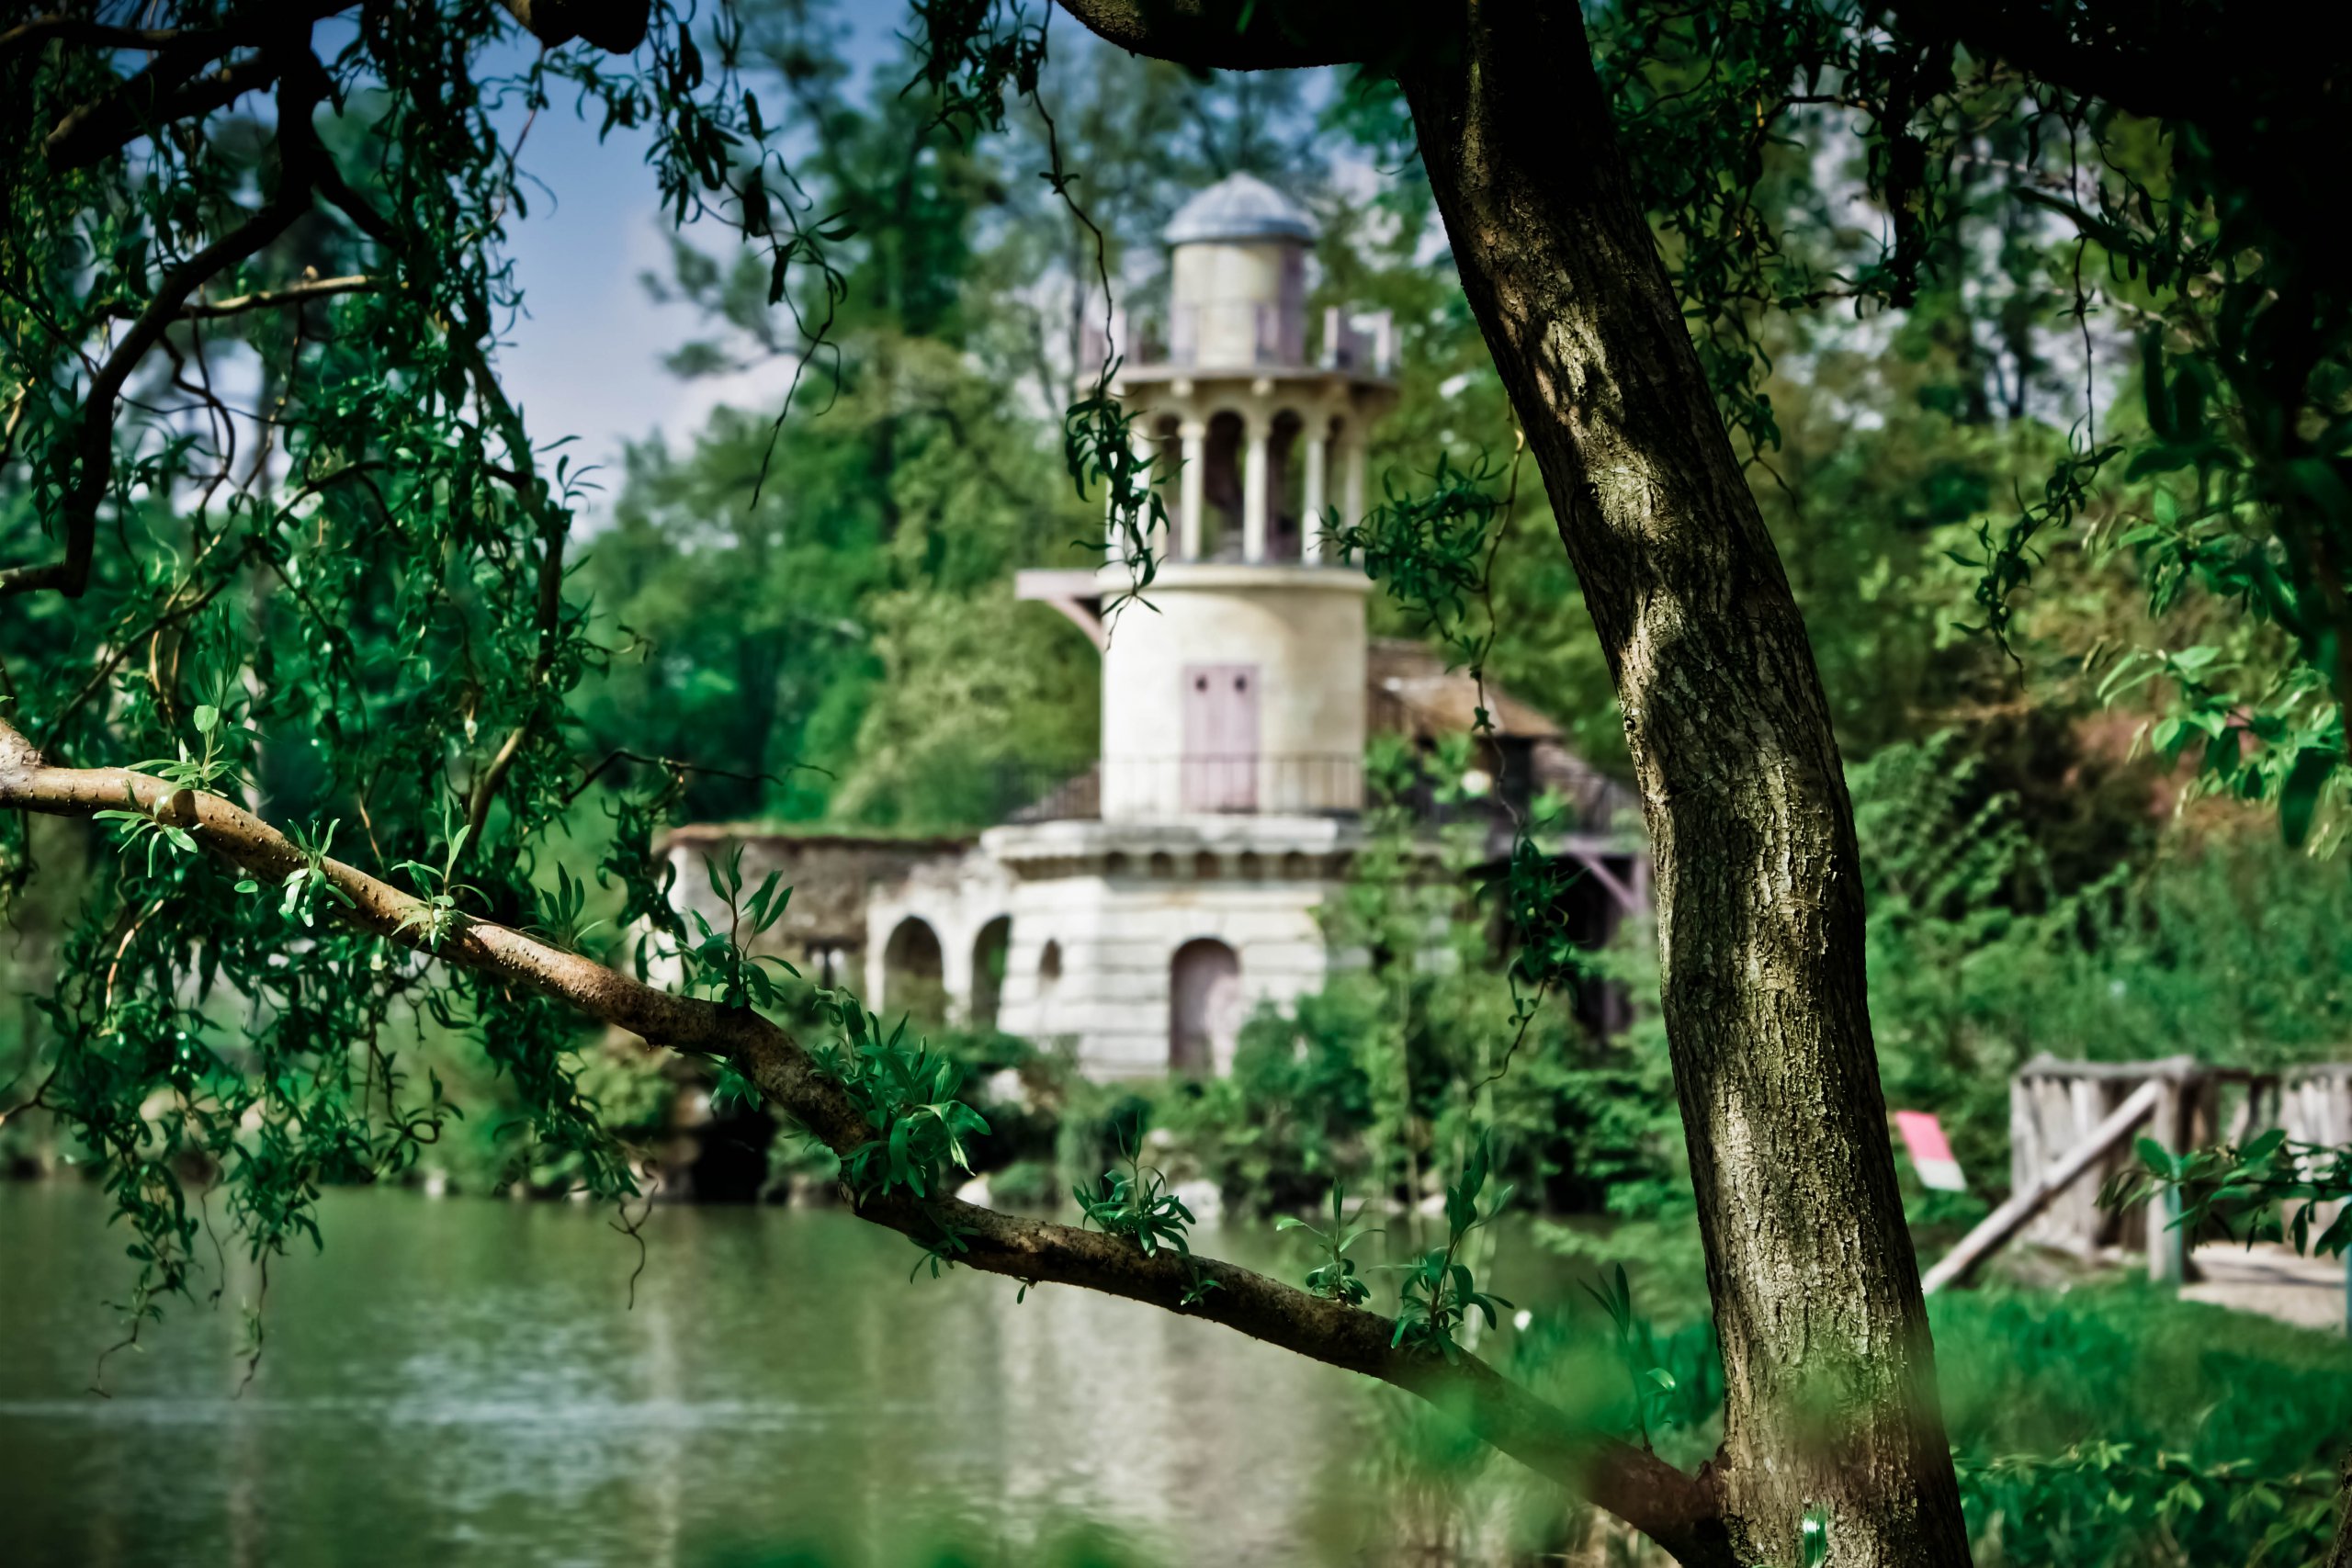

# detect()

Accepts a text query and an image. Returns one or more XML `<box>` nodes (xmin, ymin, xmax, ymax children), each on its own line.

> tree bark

<box><xmin>1395</xmin><ymin>6</ymin><xmax>1971</xmax><ymax>1564</ymax></box>
<box><xmin>2330</xmin><ymin>1450</ymin><xmax>2352</xmax><ymax>1568</ymax></box>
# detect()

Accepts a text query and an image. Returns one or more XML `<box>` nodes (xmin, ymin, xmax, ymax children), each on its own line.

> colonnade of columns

<box><xmin>1111</xmin><ymin>406</ymin><xmax>1367</xmax><ymax>565</ymax></box>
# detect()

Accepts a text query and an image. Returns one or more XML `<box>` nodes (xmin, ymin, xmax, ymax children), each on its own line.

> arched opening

<box><xmin>882</xmin><ymin>916</ymin><xmax>946</xmax><ymax>1025</ymax></box>
<box><xmin>1148</xmin><ymin>850</ymin><xmax>1177</xmax><ymax>879</ymax></box>
<box><xmin>1322</xmin><ymin>414</ymin><xmax>1351</xmax><ymax>543</ymax></box>
<box><xmin>1266</xmin><ymin>409</ymin><xmax>1305</xmax><ymax>561</ymax></box>
<box><xmin>1170</xmin><ymin>938</ymin><xmax>1242</xmax><ymax>1077</ymax></box>
<box><xmin>970</xmin><ymin>916</ymin><xmax>1011</xmax><ymax>1032</ymax></box>
<box><xmin>1203</xmin><ymin>411</ymin><xmax>1246</xmax><ymax>558</ymax></box>
<box><xmin>1151</xmin><ymin>414</ymin><xmax>1182</xmax><ymax>553</ymax></box>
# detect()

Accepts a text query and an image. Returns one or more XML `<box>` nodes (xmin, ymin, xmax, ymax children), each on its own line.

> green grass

<box><xmin>1934</xmin><ymin>1284</ymin><xmax>2350</xmax><ymax>1566</ymax></box>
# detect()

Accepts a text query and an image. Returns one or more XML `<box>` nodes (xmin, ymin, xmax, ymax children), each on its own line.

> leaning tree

<box><xmin>3</xmin><ymin>4</ymin><xmax>2345</xmax><ymax>1565</ymax></box>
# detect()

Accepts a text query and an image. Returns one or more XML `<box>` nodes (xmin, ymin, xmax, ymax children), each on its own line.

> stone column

<box><xmin>1341</xmin><ymin>433</ymin><xmax>1367</xmax><ymax>536</ymax></box>
<box><xmin>1178</xmin><ymin>422</ymin><xmax>1206</xmax><ymax>561</ymax></box>
<box><xmin>1301</xmin><ymin>429</ymin><xmax>1328</xmax><ymax>564</ymax></box>
<box><xmin>941</xmin><ymin>925</ymin><xmax>976</xmax><ymax>1030</ymax></box>
<box><xmin>1242</xmin><ymin>420</ymin><xmax>1269</xmax><ymax>562</ymax></box>
<box><xmin>2146</xmin><ymin>1064</ymin><xmax>2189</xmax><ymax>1286</ymax></box>
<box><xmin>1109</xmin><ymin>428</ymin><xmax>1152</xmax><ymax>560</ymax></box>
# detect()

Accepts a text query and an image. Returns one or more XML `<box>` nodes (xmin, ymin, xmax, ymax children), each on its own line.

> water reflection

<box><xmin>0</xmin><ymin>1184</ymin><xmax>1383</xmax><ymax>1567</ymax></box>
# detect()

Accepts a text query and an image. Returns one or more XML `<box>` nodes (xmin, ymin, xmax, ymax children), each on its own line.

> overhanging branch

<box><xmin>1</xmin><ymin>53</ymin><xmax>327</xmax><ymax>603</ymax></box>
<box><xmin>0</xmin><ymin>710</ymin><xmax>1732</xmax><ymax>1568</ymax></box>
<box><xmin>1050</xmin><ymin>0</ymin><xmax>1389</xmax><ymax>70</ymax></box>
<box><xmin>182</xmin><ymin>274</ymin><xmax>379</xmax><ymax>318</ymax></box>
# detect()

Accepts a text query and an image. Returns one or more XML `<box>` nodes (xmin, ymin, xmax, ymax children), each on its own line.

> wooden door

<box><xmin>1182</xmin><ymin>662</ymin><xmax>1259</xmax><ymax>811</ymax></box>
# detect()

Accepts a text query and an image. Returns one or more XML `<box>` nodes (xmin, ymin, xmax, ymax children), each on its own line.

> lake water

<box><xmin>0</xmin><ymin>1183</ymin><xmax>1535</xmax><ymax>1568</ymax></box>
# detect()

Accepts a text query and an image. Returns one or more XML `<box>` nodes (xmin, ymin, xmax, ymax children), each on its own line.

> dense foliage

<box><xmin>6</xmin><ymin>4</ymin><xmax>2352</xmax><ymax>1563</ymax></box>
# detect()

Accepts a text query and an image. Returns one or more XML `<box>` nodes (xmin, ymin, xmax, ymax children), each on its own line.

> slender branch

<box><xmin>560</xmin><ymin>749</ymin><xmax>820</xmax><ymax>808</ymax></box>
<box><xmin>463</xmin><ymin>352</ymin><xmax>570</xmax><ymax>844</ymax></box>
<box><xmin>169</xmin><ymin>274</ymin><xmax>379</xmax><ymax>320</ymax></box>
<box><xmin>0</xmin><ymin>710</ymin><xmax>1733</xmax><ymax>1568</ymax></box>
<box><xmin>311</xmin><ymin>161</ymin><xmax>405</xmax><ymax>253</ymax></box>
<box><xmin>0</xmin><ymin>17</ymin><xmax>196</xmax><ymax>55</ymax></box>
<box><xmin>0</xmin><ymin>6</ymin><xmax>347</xmax><ymax>61</ymax></box>
<box><xmin>46</xmin><ymin>51</ymin><xmax>280</xmax><ymax>173</ymax></box>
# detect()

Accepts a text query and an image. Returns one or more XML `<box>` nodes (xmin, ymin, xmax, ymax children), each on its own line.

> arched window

<box><xmin>1169</xmin><ymin>938</ymin><xmax>1242</xmax><ymax>1077</ymax></box>
<box><xmin>1203</xmin><ymin>411</ymin><xmax>1246</xmax><ymax>558</ymax></box>
<box><xmin>1266</xmin><ymin>408</ymin><xmax>1305</xmax><ymax>561</ymax></box>
<box><xmin>970</xmin><ymin>917</ymin><xmax>1011</xmax><ymax>1032</ymax></box>
<box><xmin>883</xmin><ymin>917</ymin><xmax>946</xmax><ymax>1024</ymax></box>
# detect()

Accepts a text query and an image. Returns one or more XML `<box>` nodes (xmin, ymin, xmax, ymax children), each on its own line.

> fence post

<box><xmin>2145</xmin><ymin>1058</ymin><xmax>2192</xmax><ymax>1287</ymax></box>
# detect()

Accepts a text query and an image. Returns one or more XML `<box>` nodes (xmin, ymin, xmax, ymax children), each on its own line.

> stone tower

<box><xmin>674</xmin><ymin>177</ymin><xmax>1645</xmax><ymax>1093</ymax></box>
<box><xmin>942</xmin><ymin>173</ymin><xmax>1405</xmax><ymax>1077</ymax></box>
<box><xmin>1097</xmin><ymin>173</ymin><xmax>1398</xmax><ymax>821</ymax></box>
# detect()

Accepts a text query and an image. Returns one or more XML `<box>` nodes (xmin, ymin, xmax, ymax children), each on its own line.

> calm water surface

<box><xmin>0</xmin><ymin>1183</ymin><xmax>1408</xmax><ymax>1568</ymax></box>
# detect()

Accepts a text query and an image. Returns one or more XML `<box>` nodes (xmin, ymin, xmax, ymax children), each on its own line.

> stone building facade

<box><xmin>661</xmin><ymin>175</ymin><xmax>1647</xmax><ymax>1082</ymax></box>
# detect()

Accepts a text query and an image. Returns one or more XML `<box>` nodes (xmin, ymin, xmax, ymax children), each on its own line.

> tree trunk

<box><xmin>2328</xmin><ymin>1451</ymin><xmax>2352</xmax><ymax>1568</ymax></box>
<box><xmin>1398</xmin><ymin>6</ymin><xmax>1972</xmax><ymax>1564</ymax></box>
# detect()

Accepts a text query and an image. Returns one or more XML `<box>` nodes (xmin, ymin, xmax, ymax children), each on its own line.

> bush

<box><xmin>1857</xmin><ymin>732</ymin><xmax>2352</xmax><ymax>1208</ymax></box>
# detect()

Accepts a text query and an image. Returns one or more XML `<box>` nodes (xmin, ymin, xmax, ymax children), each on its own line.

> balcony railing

<box><xmin>1103</xmin><ymin>306</ymin><xmax>1396</xmax><ymax>376</ymax></box>
<box><xmin>1001</xmin><ymin>754</ymin><xmax>1363</xmax><ymax>821</ymax></box>
<box><xmin>991</xmin><ymin>751</ymin><xmax>1618</xmax><ymax>832</ymax></box>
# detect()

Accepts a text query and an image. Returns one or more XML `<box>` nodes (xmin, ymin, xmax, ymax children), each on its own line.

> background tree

<box><xmin>5</xmin><ymin>5</ymin><xmax>2348</xmax><ymax>1568</ymax></box>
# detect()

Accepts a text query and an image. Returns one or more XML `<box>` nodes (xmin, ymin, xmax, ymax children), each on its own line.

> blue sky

<box><xmin>487</xmin><ymin>8</ymin><xmax>906</xmax><ymax>515</ymax></box>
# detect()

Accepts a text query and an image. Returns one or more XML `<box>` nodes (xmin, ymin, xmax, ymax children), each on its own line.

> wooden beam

<box><xmin>1922</xmin><ymin>1077</ymin><xmax>2165</xmax><ymax>1294</ymax></box>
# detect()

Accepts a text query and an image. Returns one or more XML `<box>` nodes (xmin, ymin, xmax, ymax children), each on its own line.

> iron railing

<box><xmin>1001</xmin><ymin>754</ymin><xmax>1363</xmax><ymax>821</ymax></box>
<box><xmin>990</xmin><ymin>751</ymin><xmax>1623</xmax><ymax>831</ymax></box>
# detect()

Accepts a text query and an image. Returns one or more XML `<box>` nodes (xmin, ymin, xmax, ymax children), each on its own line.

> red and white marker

<box><xmin>1894</xmin><ymin>1111</ymin><xmax>1968</xmax><ymax>1192</ymax></box>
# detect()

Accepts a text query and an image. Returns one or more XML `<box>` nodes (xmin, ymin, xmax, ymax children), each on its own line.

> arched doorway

<box><xmin>1169</xmin><ymin>938</ymin><xmax>1242</xmax><ymax>1077</ymax></box>
<box><xmin>970</xmin><ymin>916</ymin><xmax>1011</xmax><ymax>1032</ymax></box>
<box><xmin>883</xmin><ymin>916</ymin><xmax>946</xmax><ymax>1024</ymax></box>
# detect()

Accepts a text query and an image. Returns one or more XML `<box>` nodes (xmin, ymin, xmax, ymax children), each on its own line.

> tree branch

<box><xmin>1884</xmin><ymin>0</ymin><xmax>2336</xmax><ymax>134</ymax></box>
<box><xmin>179</xmin><ymin>273</ymin><xmax>379</xmax><ymax>319</ymax></box>
<box><xmin>312</xmin><ymin>159</ymin><xmax>405</xmax><ymax>253</ymax></box>
<box><xmin>1</xmin><ymin>15</ymin><xmax>248</xmax><ymax>59</ymax></box>
<box><xmin>462</xmin><ymin>351</ymin><xmax>571</xmax><ymax>844</ymax></box>
<box><xmin>0</xmin><ymin>710</ymin><xmax>1733</xmax><ymax>1568</ymax></box>
<box><xmin>98</xmin><ymin>274</ymin><xmax>379</xmax><ymax>321</ymax></box>
<box><xmin>45</xmin><ymin>51</ymin><xmax>280</xmax><ymax>173</ymax></box>
<box><xmin>0</xmin><ymin>54</ymin><xmax>326</xmax><ymax>604</ymax></box>
<box><xmin>1049</xmin><ymin>0</ymin><xmax>1388</xmax><ymax>70</ymax></box>
<box><xmin>493</xmin><ymin>0</ymin><xmax>652</xmax><ymax>54</ymax></box>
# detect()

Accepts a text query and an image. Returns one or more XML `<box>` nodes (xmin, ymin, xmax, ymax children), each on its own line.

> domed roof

<box><xmin>1163</xmin><ymin>173</ymin><xmax>1317</xmax><ymax>246</ymax></box>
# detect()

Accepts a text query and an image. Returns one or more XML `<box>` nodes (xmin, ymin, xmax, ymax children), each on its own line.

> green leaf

<box><xmin>191</xmin><ymin>704</ymin><xmax>220</xmax><ymax>734</ymax></box>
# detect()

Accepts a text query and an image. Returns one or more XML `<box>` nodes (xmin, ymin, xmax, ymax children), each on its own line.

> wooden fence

<box><xmin>1922</xmin><ymin>1055</ymin><xmax>2352</xmax><ymax>1294</ymax></box>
